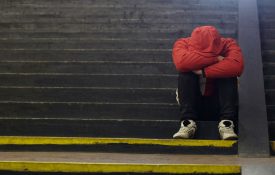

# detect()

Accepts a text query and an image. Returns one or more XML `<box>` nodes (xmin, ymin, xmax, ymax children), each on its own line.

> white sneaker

<box><xmin>218</xmin><ymin>120</ymin><xmax>238</xmax><ymax>140</ymax></box>
<box><xmin>176</xmin><ymin>88</ymin><xmax>180</xmax><ymax>105</ymax></box>
<box><xmin>173</xmin><ymin>120</ymin><xmax>197</xmax><ymax>139</ymax></box>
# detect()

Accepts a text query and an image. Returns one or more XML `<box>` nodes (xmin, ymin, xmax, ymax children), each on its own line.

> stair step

<box><xmin>271</xmin><ymin>141</ymin><xmax>275</xmax><ymax>155</ymax></box>
<box><xmin>260</xmin><ymin>29</ymin><xmax>275</xmax><ymax>39</ymax></box>
<box><xmin>268</xmin><ymin>122</ymin><xmax>275</xmax><ymax>140</ymax></box>
<box><xmin>0</xmin><ymin>11</ymin><xmax>237</xmax><ymax>20</ymax></box>
<box><xmin>260</xmin><ymin>14</ymin><xmax>275</xmax><ymax>21</ymax></box>
<box><xmin>0</xmin><ymin>31</ymin><xmax>183</xmax><ymax>40</ymax></box>
<box><xmin>0</xmin><ymin>102</ymin><xmax>179</xmax><ymax>120</ymax></box>
<box><xmin>1</xmin><ymin>5</ymin><xmax>237</xmax><ymax>11</ymax></box>
<box><xmin>0</xmin><ymin>22</ymin><xmax>236</xmax><ymax>32</ymax></box>
<box><xmin>0</xmin><ymin>50</ymin><xmax>172</xmax><ymax>62</ymax></box>
<box><xmin>267</xmin><ymin>105</ymin><xmax>275</xmax><ymax>121</ymax></box>
<box><xmin>263</xmin><ymin>62</ymin><xmax>275</xmax><ymax>75</ymax></box>
<box><xmin>265</xmin><ymin>90</ymin><xmax>275</xmax><ymax>105</ymax></box>
<box><xmin>0</xmin><ymin>0</ymin><xmax>240</xmax><ymax>153</ymax></box>
<box><xmin>0</xmin><ymin>16</ymin><xmax>237</xmax><ymax>24</ymax></box>
<box><xmin>0</xmin><ymin>74</ymin><xmax>177</xmax><ymax>88</ymax></box>
<box><xmin>264</xmin><ymin>76</ymin><xmax>275</xmax><ymax>89</ymax></box>
<box><xmin>259</xmin><ymin>0</ymin><xmax>275</xmax><ymax>27</ymax></box>
<box><xmin>0</xmin><ymin>61</ymin><xmax>176</xmax><ymax>74</ymax></box>
<box><xmin>0</xmin><ymin>31</ymin><xmax>237</xmax><ymax>39</ymax></box>
<box><xmin>0</xmin><ymin>161</ymin><xmax>241</xmax><ymax>174</ymax></box>
<box><xmin>260</xmin><ymin>3</ymin><xmax>274</xmax><ymax>10</ymax></box>
<box><xmin>0</xmin><ymin>119</ymin><xmax>223</xmax><ymax>139</ymax></box>
<box><xmin>0</xmin><ymin>0</ymin><xmax>237</xmax><ymax>8</ymax></box>
<box><xmin>0</xmin><ymin>87</ymin><xmax>176</xmax><ymax>103</ymax></box>
<box><xmin>262</xmin><ymin>50</ymin><xmax>275</xmax><ymax>62</ymax></box>
<box><xmin>261</xmin><ymin>21</ymin><xmax>275</xmax><ymax>29</ymax></box>
<box><xmin>0</xmin><ymin>136</ymin><xmax>237</xmax><ymax>154</ymax></box>
<box><xmin>0</xmin><ymin>39</ymin><xmax>175</xmax><ymax>50</ymax></box>
<box><xmin>261</xmin><ymin>39</ymin><xmax>275</xmax><ymax>50</ymax></box>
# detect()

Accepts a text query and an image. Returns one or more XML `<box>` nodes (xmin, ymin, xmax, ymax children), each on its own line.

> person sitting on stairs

<box><xmin>172</xmin><ymin>26</ymin><xmax>244</xmax><ymax>140</ymax></box>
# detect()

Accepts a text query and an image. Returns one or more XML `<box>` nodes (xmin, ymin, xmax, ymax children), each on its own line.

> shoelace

<box><xmin>179</xmin><ymin>125</ymin><xmax>195</xmax><ymax>134</ymax></box>
<box><xmin>219</xmin><ymin>126</ymin><xmax>235</xmax><ymax>134</ymax></box>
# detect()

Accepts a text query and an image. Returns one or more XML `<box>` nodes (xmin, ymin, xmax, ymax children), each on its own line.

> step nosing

<box><xmin>0</xmin><ymin>49</ymin><xmax>172</xmax><ymax>51</ymax></box>
<box><xmin>0</xmin><ymin>101</ymin><xmax>178</xmax><ymax>105</ymax></box>
<box><xmin>0</xmin><ymin>73</ymin><xmax>178</xmax><ymax>77</ymax></box>
<box><xmin>0</xmin><ymin>61</ymin><xmax>173</xmax><ymax>64</ymax></box>
<box><xmin>0</xmin><ymin>118</ymin><xmax>179</xmax><ymax>122</ymax></box>
<box><xmin>0</xmin><ymin>86</ymin><xmax>176</xmax><ymax>90</ymax></box>
<box><xmin>0</xmin><ymin>73</ymin><xmax>177</xmax><ymax>76</ymax></box>
<box><xmin>0</xmin><ymin>21</ymin><xmax>237</xmax><ymax>24</ymax></box>
<box><xmin>0</xmin><ymin>31</ymin><xmax>237</xmax><ymax>34</ymax></box>
<box><xmin>0</xmin><ymin>161</ymin><xmax>241</xmax><ymax>174</ymax></box>
<box><xmin>271</xmin><ymin>141</ymin><xmax>275</xmax><ymax>152</ymax></box>
<box><xmin>0</xmin><ymin>38</ymin><xmax>174</xmax><ymax>41</ymax></box>
<box><xmin>0</xmin><ymin>136</ymin><xmax>237</xmax><ymax>148</ymax></box>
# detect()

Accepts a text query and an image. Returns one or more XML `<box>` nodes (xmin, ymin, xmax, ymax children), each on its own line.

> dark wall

<box><xmin>258</xmin><ymin>0</ymin><xmax>275</xmax><ymax>139</ymax></box>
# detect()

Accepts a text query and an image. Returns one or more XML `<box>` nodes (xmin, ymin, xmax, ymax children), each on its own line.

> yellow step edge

<box><xmin>0</xmin><ymin>136</ymin><xmax>236</xmax><ymax>148</ymax></box>
<box><xmin>271</xmin><ymin>141</ymin><xmax>275</xmax><ymax>151</ymax></box>
<box><xmin>0</xmin><ymin>161</ymin><xmax>241</xmax><ymax>174</ymax></box>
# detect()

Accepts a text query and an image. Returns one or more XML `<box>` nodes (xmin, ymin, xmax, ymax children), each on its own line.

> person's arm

<box><xmin>172</xmin><ymin>38</ymin><xmax>218</xmax><ymax>72</ymax></box>
<box><xmin>203</xmin><ymin>38</ymin><xmax>244</xmax><ymax>78</ymax></box>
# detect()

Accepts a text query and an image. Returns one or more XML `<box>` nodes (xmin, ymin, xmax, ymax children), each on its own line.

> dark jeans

<box><xmin>178</xmin><ymin>72</ymin><xmax>238</xmax><ymax>121</ymax></box>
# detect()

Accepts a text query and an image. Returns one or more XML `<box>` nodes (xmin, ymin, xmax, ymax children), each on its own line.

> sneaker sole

<box><xmin>222</xmin><ymin>136</ymin><xmax>238</xmax><ymax>140</ymax></box>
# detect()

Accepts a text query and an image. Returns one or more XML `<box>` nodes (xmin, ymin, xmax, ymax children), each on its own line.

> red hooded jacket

<box><xmin>172</xmin><ymin>26</ymin><xmax>244</xmax><ymax>96</ymax></box>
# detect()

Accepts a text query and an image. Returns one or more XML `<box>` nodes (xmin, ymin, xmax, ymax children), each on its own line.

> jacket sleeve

<box><xmin>204</xmin><ymin>38</ymin><xmax>244</xmax><ymax>78</ymax></box>
<box><xmin>172</xmin><ymin>38</ymin><xmax>218</xmax><ymax>72</ymax></box>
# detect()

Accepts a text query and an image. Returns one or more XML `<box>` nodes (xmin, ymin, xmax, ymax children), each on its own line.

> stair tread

<box><xmin>0</xmin><ymin>159</ymin><xmax>241</xmax><ymax>174</ymax></box>
<box><xmin>0</xmin><ymin>152</ymin><xmax>240</xmax><ymax>164</ymax></box>
<box><xmin>0</xmin><ymin>136</ymin><xmax>237</xmax><ymax>154</ymax></box>
<box><xmin>0</xmin><ymin>136</ymin><xmax>237</xmax><ymax>147</ymax></box>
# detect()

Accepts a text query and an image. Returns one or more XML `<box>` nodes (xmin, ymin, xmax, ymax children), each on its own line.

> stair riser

<box><xmin>261</xmin><ymin>22</ymin><xmax>275</xmax><ymax>29</ymax></box>
<box><xmin>0</xmin><ymin>51</ymin><xmax>172</xmax><ymax>62</ymax></box>
<box><xmin>0</xmin><ymin>62</ymin><xmax>176</xmax><ymax>74</ymax></box>
<box><xmin>0</xmin><ymin>103</ymin><xmax>179</xmax><ymax>120</ymax></box>
<box><xmin>0</xmin><ymin>11</ymin><xmax>237</xmax><ymax>18</ymax></box>
<box><xmin>0</xmin><ymin>23</ymin><xmax>237</xmax><ymax>32</ymax></box>
<box><xmin>266</xmin><ymin>106</ymin><xmax>275</xmax><ymax>121</ymax></box>
<box><xmin>261</xmin><ymin>40</ymin><xmax>275</xmax><ymax>50</ymax></box>
<box><xmin>0</xmin><ymin>32</ymin><xmax>237</xmax><ymax>40</ymax></box>
<box><xmin>0</xmin><ymin>88</ymin><xmax>177</xmax><ymax>103</ymax></box>
<box><xmin>264</xmin><ymin>78</ymin><xmax>275</xmax><ymax>89</ymax></box>
<box><xmin>0</xmin><ymin>0</ymin><xmax>237</xmax><ymax>7</ymax></box>
<box><xmin>263</xmin><ymin>64</ymin><xmax>275</xmax><ymax>75</ymax></box>
<box><xmin>261</xmin><ymin>30</ymin><xmax>275</xmax><ymax>39</ymax></box>
<box><xmin>0</xmin><ymin>119</ymin><xmax>180</xmax><ymax>138</ymax></box>
<box><xmin>265</xmin><ymin>91</ymin><xmax>275</xmax><ymax>105</ymax></box>
<box><xmin>0</xmin><ymin>16</ymin><xmax>237</xmax><ymax>23</ymax></box>
<box><xmin>0</xmin><ymin>119</ymin><xmax>222</xmax><ymax>139</ymax></box>
<box><xmin>262</xmin><ymin>52</ymin><xmax>275</xmax><ymax>63</ymax></box>
<box><xmin>0</xmin><ymin>41</ymin><xmax>175</xmax><ymax>50</ymax></box>
<box><xmin>0</xmin><ymin>75</ymin><xmax>178</xmax><ymax>88</ymax></box>
<box><xmin>269</xmin><ymin>122</ymin><xmax>275</xmax><ymax>140</ymax></box>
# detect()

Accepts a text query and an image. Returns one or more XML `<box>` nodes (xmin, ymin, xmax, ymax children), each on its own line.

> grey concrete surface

<box><xmin>0</xmin><ymin>152</ymin><xmax>274</xmax><ymax>174</ymax></box>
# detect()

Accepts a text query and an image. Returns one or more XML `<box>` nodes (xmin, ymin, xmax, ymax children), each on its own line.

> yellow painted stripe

<box><xmin>0</xmin><ymin>161</ymin><xmax>241</xmax><ymax>174</ymax></box>
<box><xmin>271</xmin><ymin>141</ymin><xmax>275</xmax><ymax>151</ymax></box>
<box><xmin>0</xmin><ymin>136</ymin><xmax>236</xmax><ymax>148</ymax></box>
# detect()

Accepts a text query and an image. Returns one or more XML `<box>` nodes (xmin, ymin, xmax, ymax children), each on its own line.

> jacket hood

<box><xmin>189</xmin><ymin>26</ymin><xmax>223</xmax><ymax>57</ymax></box>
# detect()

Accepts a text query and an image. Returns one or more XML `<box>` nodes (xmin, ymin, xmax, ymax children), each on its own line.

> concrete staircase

<box><xmin>0</xmin><ymin>0</ymin><xmax>238</xmax><ymax>141</ymax></box>
<box><xmin>0</xmin><ymin>0</ymin><xmax>245</xmax><ymax>174</ymax></box>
